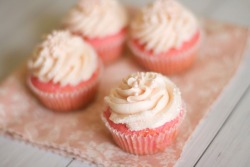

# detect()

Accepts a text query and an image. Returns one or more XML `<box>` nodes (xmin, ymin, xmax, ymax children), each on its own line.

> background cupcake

<box><xmin>64</xmin><ymin>0</ymin><xmax>128</xmax><ymax>65</ymax></box>
<box><xmin>102</xmin><ymin>72</ymin><xmax>185</xmax><ymax>155</ymax></box>
<box><xmin>28</xmin><ymin>30</ymin><xmax>101</xmax><ymax>112</ymax></box>
<box><xmin>128</xmin><ymin>0</ymin><xmax>201</xmax><ymax>75</ymax></box>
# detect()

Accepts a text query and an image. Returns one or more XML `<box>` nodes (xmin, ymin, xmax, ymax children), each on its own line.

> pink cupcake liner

<box><xmin>86</xmin><ymin>33</ymin><xmax>127</xmax><ymax>65</ymax></box>
<box><xmin>128</xmin><ymin>36</ymin><xmax>201</xmax><ymax>75</ymax></box>
<box><xmin>102</xmin><ymin>106</ymin><xmax>186</xmax><ymax>155</ymax></box>
<box><xmin>28</xmin><ymin>65</ymin><xmax>102</xmax><ymax>112</ymax></box>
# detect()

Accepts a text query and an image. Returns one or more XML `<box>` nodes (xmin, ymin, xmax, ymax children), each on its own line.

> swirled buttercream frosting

<box><xmin>130</xmin><ymin>0</ymin><xmax>198</xmax><ymax>54</ymax></box>
<box><xmin>64</xmin><ymin>0</ymin><xmax>128</xmax><ymax>38</ymax></box>
<box><xmin>28</xmin><ymin>30</ymin><xmax>98</xmax><ymax>86</ymax></box>
<box><xmin>105</xmin><ymin>72</ymin><xmax>183</xmax><ymax>131</ymax></box>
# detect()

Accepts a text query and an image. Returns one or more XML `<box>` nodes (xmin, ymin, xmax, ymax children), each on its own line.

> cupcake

<box><xmin>64</xmin><ymin>0</ymin><xmax>128</xmax><ymax>65</ymax></box>
<box><xmin>102</xmin><ymin>72</ymin><xmax>185</xmax><ymax>155</ymax></box>
<box><xmin>28</xmin><ymin>30</ymin><xmax>101</xmax><ymax>112</ymax></box>
<box><xmin>128</xmin><ymin>0</ymin><xmax>201</xmax><ymax>75</ymax></box>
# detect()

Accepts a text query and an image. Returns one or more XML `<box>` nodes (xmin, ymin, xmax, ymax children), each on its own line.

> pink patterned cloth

<box><xmin>0</xmin><ymin>20</ymin><xmax>249</xmax><ymax>166</ymax></box>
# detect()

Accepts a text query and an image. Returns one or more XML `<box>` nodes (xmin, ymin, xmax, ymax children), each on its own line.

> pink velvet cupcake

<box><xmin>28</xmin><ymin>30</ymin><xmax>101</xmax><ymax>112</ymax></box>
<box><xmin>102</xmin><ymin>72</ymin><xmax>186</xmax><ymax>155</ymax></box>
<box><xmin>128</xmin><ymin>0</ymin><xmax>201</xmax><ymax>75</ymax></box>
<box><xmin>64</xmin><ymin>0</ymin><xmax>128</xmax><ymax>65</ymax></box>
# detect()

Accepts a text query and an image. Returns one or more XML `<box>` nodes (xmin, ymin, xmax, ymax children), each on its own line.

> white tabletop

<box><xmin>0</xmin><ymin>0</ymin><xmax>250</xmax><ymax>166</ymax></box>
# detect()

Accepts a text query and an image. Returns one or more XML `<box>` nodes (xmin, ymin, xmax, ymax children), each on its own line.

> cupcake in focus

<box><xmin>64</xmin><ymin>0</ymin><xmax>128</xmax><ymax>65</ymax></box>
<box><xmin>28</xmin><ymin>30</ymin><xmax>101</xmax><ymax>112</ymax></box>
<box><xmin>128</xmin><ymin>0</ymin><xmax>201</xmax><ymax>75</ymax></box>
<box><xmin>102</xmin><ymin>72</ymin><xmax>186</xmax><ymax>155</ymax></box>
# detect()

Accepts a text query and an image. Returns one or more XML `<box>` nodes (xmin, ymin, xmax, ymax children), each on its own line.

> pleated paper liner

<box><xmin>27</xmin><ymin>61</ymin><xmax>103</xmax><ymax>112</ymax></box>
<box><xmin>128</xmin><ymin>31</ymin><xmax>201</xmax><ymax>75</ymax></box>
<box><xmin>83</xmin><ymin>29</ymin><xmax>127</xmax><ymax>65</ymax></box>
<box><xmin>102</xmin><ymin>106</ymin><xmax>186</xmax><ymax>155</ymax></box>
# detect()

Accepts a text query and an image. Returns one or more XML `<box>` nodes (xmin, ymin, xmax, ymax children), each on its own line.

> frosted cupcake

<box><xmin>28</xmin><ymin>30</ymin><xmax>101</xmax><ymax>112</ymax></box>
<box><xmin>128</xmin><ymin>0</ymin><xmax>201</xmax><ymax>75</ymax></box>
<box><xmin>64</xmin><ymin>0</ymin><xmax>128</xmax><ymax>65</ymax></box>
<box><xmin>102</xmin><ymin>72</ymin><xmax>185</xmax><ymax>155</ymax></box>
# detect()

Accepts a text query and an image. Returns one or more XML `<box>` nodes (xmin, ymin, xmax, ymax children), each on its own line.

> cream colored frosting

<box><xmin>28</xmin><ymin>30</ymin><xmax>98</xmax><ymax>86</ymax></box>
<box><xmin>105</xmin><ymin>72</ymin><xmax>182</xmax><ymax>131</ymax></box>
<box><xmin>130</xmin><ymin>0</ymin><xmax>198</xmax><ymax>54</ymax></box>
<box><xmin>64</xmin><ymin>0</ymin><xmax>128</xmax><ymax>38</ymax></box>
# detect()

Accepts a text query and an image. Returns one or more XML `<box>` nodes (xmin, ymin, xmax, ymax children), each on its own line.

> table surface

<box><xmin>0</xmin><ymin>0</ymin><xmax>250</xmax><ymax>167</ymax></box>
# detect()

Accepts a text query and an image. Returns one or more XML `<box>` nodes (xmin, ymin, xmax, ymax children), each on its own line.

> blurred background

<box><xmin>0</xmin><ymin>0</ymin><xmax>249</xmax><ymax>81</ymax></box>
<box><xmin>0</xmin><ymin>0</ymin><xmax>250</xmax><ymax>166</ymax></box>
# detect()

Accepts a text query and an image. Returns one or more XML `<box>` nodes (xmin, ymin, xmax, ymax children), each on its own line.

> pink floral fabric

<box><xmin>0</xmin><ymin>20</ymin><xmax>249</xmax><ymax>166</ymax></box>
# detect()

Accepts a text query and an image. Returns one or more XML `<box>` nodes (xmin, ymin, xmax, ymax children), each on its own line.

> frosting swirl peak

<box><xmin>105</xmin><ymin>72</ymin><xmax>182</xmax><ymax>131</ymax></box>
<box><xmin>28</xmin><ymin>30</ymin><xmax>98</xmax><ymax>86</ymax></box>
<box><xmin>64</xmin><ymin>0</ymin><xmax>128</xmax><ymax>38</ymax></box>
<box><xmin>130</xmin><ymin>0</ymin><xmax>198</xmax><ymax>54</ymax></box>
